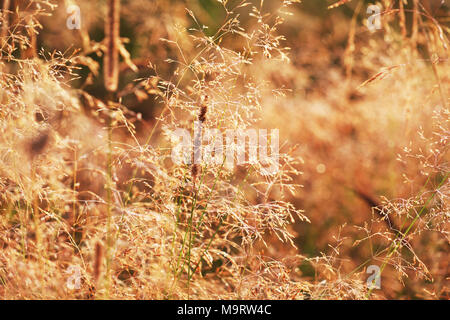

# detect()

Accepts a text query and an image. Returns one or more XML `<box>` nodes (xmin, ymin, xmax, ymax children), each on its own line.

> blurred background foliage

<box><xmin>40</xmin><ymin>0</ymin><xmax>449</xmax><ymax>298</ymax></box>
<box><xmin>2</xmin><ymin>0</ymin><xmax>448</xmax><ymax>299</ymax></box>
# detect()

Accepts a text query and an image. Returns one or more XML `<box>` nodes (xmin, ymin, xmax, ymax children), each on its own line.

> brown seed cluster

<box><xmin>104</xmin><ymin>0</ymin><xmax>120</xmax><ymax>93</ymax></box>
<box><xmin>198</xmin><ymin>96</ymin><xmax>208</xmax><ymax>123</ymax></box>
<box><xmin>94</xmin><ymin>242</ymin><xmax>104</xmax><ymax>284</ymax></box>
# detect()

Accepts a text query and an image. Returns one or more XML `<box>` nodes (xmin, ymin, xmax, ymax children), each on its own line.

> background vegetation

<box><xmin>0</xmin><ymin>0</ymin><xmax>448</xmax><ymax>299</ymax></box>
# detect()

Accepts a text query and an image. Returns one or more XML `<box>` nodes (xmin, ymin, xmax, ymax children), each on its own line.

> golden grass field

<box><xmin>0</xmin><ymin>0</ymin><xmax>448</xmax><ymax>299</ymax></box>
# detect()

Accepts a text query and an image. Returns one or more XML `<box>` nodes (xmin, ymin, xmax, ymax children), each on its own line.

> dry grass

<box><xmin>0</xmin><ymin>0</ymin><xmax>448</xmax><ymax>299</ymax></box>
